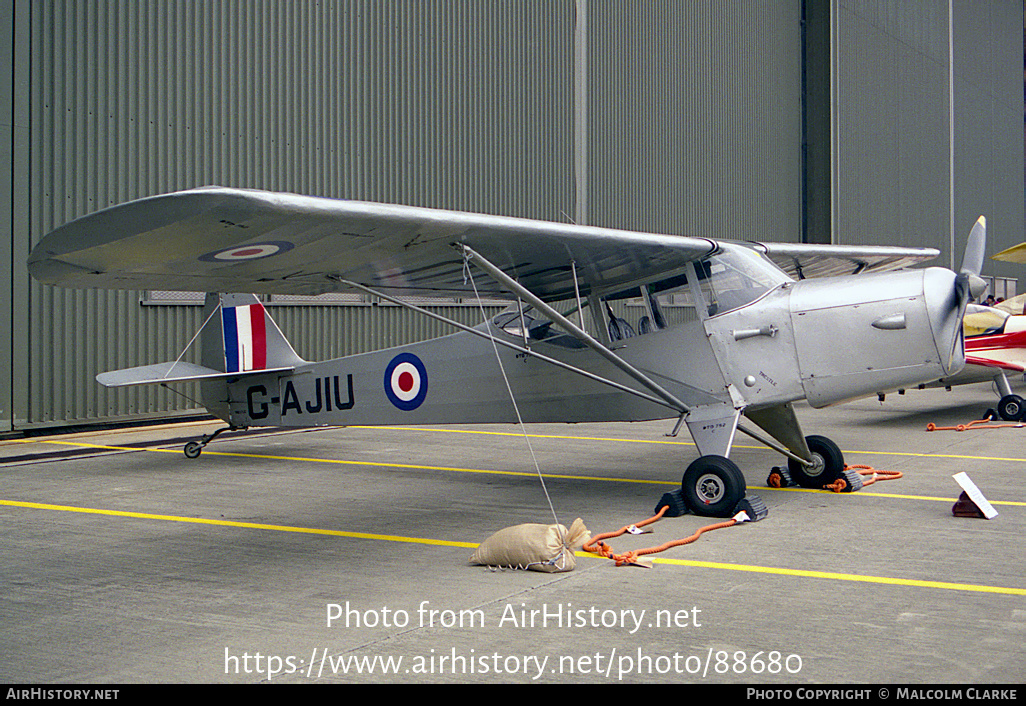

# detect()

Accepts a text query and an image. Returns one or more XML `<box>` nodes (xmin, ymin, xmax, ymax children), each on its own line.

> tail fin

<box><xmin>202</xmin><ymin>293</ymin><xmax>305</xmax><ymax>373</ymax></box>
<box><xmin>96</xmin><ymin>294</ymin><xmax>303</xmax><ymax>389</ymax></box>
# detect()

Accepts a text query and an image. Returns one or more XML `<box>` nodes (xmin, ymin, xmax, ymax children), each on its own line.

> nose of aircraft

<box><xmin>789</xmin><ymin>268</ymin><xmax>961</xmax><ymax>406</ymax></box>
<box><xmin>788</xmin><ymin>216</ymin><xmax>986</xmax><ymax>406</ymax></box>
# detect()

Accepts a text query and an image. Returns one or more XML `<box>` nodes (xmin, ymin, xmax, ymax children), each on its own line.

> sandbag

<box><xmin>470</xmin><ymin>518</ymin><xmax>590</xmax><ymax>572</ymax></box>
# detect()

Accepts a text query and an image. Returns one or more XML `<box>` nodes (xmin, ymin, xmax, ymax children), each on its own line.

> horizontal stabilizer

<box><xmin>97</xmin><ymin>361</ymin><xmax>294</xmax><ymax>387</ymax></box>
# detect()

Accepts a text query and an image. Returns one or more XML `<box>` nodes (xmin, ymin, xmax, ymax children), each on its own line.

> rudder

<box><xmin>199</xmin><ymin>293</ymin><xmax>305</xmax><ymax>422</ymax></box>
<box><xmin>202</xmin><ymin>293</ymin><xmax>305</xmax><ymax>374</ymax></box>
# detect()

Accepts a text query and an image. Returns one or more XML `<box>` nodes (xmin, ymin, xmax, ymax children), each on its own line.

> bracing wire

<box><xmin>162</xmin><ymin>300</ymin><xmax>224</xmax><ymax>379</ymax></box>
<box><xmin>463</xmin><ymin>256</ymin><xmax>565</xmax><ymax>544</ymax></box>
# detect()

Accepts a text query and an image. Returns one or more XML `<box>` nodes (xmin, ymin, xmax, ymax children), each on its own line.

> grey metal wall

<box><xmin>1</xmin><ymin>1</ymin><xmax>14</xmax><ymax>432</ymax></box>
<box><xmin>832</xmin><ymin>0</ymin><xmax>1023</xmax><ymax>276</ymax></box>
<box><xmin>10</xmin><ymin>0</ymin><xmax>578</xmax><ymax>429</ymax></box>
<box><xmin>586</xmin><ymin>1</ymin><xmax>804</xmax><ymax>240</ymax></box>
<box><xmin>952</xmin><ymin>0</ymin><xmax>1024</xmax><ymax>279</ymax></box>
<box><xmin>4</xmin><ymin>1</ymin><xmax>1021</xmax><ymax>431</ymax></box>
<box><xmin>6</xmin><ymin>0</ymin><xmax>809</xmax><ymax>430</ymax></box>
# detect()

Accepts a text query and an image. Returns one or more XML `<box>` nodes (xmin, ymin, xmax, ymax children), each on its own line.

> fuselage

<box><xmin>211</xmin><ymin>244</ymin><xmax>965</xmax><ymax>428</ymax></box>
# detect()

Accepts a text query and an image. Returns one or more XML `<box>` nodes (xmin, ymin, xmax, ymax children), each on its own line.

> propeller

<box><xmin>949</xmin><ymin>216</ymin><xmax>988</xmax><ymax>369</ymax></box>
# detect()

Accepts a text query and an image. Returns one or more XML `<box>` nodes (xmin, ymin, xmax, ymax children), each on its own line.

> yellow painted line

<box><xmin>15</xmin><ymin>439</ymin><xmax>1026</xmax><ymax>506</ymax></box>
<box><xmin>750</xmin><ymin>483</ymin><xmax>1026</xmax><ymax>507</ymax></box>
<box><xmin>2</xmin><ymin>498</ymin><xmax>1021</xmax><ymax>597</ymax></box>
<box><xmin>12</xmin><ymin>421</ymin><xmax>1026</xmax><ymax>466</ymax></box>
<box><xmin>843</xmin><ymin>448</ymin><xmax>1026</xmax><ymax>464</ymax></box>
<box><xmin>0</xmin><ymin>499</ymin><xmax>477</xmax><ymax>549</ymax></box>
<box><xmin>348</xmin><ymin>425</ymin><xmax>701</xmax><ymax>446</ymax></box>
<box><xmin>349</xmin><ymin>425</ymin><xmax>1026</xmax><ymax>464</ymax></box>
<box><xmin>634</xmin><ymin>555</ymin><xmax>1026</xmax><ymax>596</ymax></box>
<box><xmin>17</xmin><ymin>439</ymin><xmax>667</xmax><ymax>485</ymax></box>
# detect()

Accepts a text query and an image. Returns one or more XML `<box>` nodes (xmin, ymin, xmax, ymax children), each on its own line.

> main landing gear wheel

<box><xmin>997</xmin><ymin>394</ymin><xmax>1025</xmax><ymax>422</ymax></box>
<box><xmin>681</xmin><ymin>455</ymin><xmax>746</xmax><ymax>518</ymax></box>
<box><xmin>788</xmin><ymin>435</ymin><xmax>844</xmax><ymax>489</ymax></box>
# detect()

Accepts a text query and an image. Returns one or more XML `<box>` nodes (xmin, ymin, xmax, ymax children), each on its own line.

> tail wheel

<box><xmin>788</xmin><ymin>435</ymin><xmax>844</xmax><ymax>489</ymax></box>
<box><xmin>997</xmin><ymin>394</ymin><xmax>1025</xmax><ymax>422</ymax></box>
<box><xmin>681</xmin><ymin>455</ymin><xmax>746</xmax><ymax>518</ymax></box>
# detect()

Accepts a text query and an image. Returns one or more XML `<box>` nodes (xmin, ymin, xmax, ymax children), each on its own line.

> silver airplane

<box><xmin>27</xmin><ymin>187</ymin><xmax>988</xmax><ymax>517</ymax></box>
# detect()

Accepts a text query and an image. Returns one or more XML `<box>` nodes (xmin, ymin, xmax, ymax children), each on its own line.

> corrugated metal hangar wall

<box><xmin>1</xmin><ymin>0</ymin><xmax>1022</xmax><ymax>432</ymax></box>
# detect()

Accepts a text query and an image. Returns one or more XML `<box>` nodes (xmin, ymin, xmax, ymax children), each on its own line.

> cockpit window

<box><xmin>695</xmin><ymin>247</ymin><xmax>790</xmax><ymax>316</ymax></box>
<box><xmin>490</xmin><ymin>245</ymin><xmax>789</xmax><ymax>344</ymax></box>
<box><xmin>492</xmin><ymin>306</ymin><xmax>586</xmax><ymax>348</ymax></box>
<box><xmin>643</xmin><ymin>245</ymin><xmax>789</xmax><ymax>317</ymax></box>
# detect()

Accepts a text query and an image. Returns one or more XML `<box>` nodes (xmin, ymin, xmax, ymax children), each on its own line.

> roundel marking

<box><xmin>384</xmin><ymin>353</ymin><xmax>428</xmax><ymax>411</ymax></box>
<box><xmin>200</xmin><ymin>241</ymin><xmax>295</xmax><ymax>262</ymax></box>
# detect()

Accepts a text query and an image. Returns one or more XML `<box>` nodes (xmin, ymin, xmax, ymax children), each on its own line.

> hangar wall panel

<box><xmin>585</xmin><ymin>1</ymin><xmax>803</xmax><ymax>240</ymax></box>
<box><xmin>951</xmin><ymin>0</ymin><xmax>1024</xmax><ymax>281</ymax></box>
<box><xmin>834</xmin><ymin>0</ymin><xmax>951</xmax><ymax>248</ymax></box>
<box><xmin>7</xmin><ymin>1</ymin><xmax>1021</xmax><ymax>430</ymax></box>
<box><xmin>832</xmin><ymin>0</ymin><xmax>1023</xmax><ymax>277</ymax></box>
<box><xmin>15</xmin><ymin>0</ymin><xmax>575</xmax><ymax>428</ymax></box>
<box><xmin>1</xmin><ymin>0</ymin><xmax>13</xmax><ymax>432</ymax></box>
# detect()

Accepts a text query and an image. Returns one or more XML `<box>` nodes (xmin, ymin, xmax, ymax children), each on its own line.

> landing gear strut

<box><xmin>183</xmin><ymin>425</ymin><xmax>247</xmax><ymax>458</ymax></box>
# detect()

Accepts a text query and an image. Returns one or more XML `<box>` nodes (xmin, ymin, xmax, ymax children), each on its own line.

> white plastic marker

<box><xmin>952</xmin><ymin>472</ymin><xmax>998</xmax><ymax>519</ymax></box>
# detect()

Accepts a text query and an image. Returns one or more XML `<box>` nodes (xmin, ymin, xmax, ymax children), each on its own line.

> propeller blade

<box><xmin>960</xmin><ymin>216</ymin><xmax>986</xmax><ymax>276</ymax></box>
<box><xmin>949</xmin><ymin>216</ymin><xmax>988</xmax><ymax>370</ymax></box>
<box><xmin>949</xmin><ymin>272</ymin><xmax>971</xmax><ymax>369</ymax></box>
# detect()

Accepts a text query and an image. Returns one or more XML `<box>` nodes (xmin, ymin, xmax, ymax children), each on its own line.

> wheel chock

<box><xmin>766</xmin><ymin>466</ymin><xmax>796</xmax><ymax>488</ymax></box>
<box><xmin>732</xmin><ymin>494</ymin><xmax>768</xmax><ymax>522</ymax></box>
<box><xmin>838</xmin><ymin>466</ymin><xmax>864</xmax><ymax>493</ymax></box>
<box><xmin>951</xmin><ymin>472</ymin><xmax>998</xmax><ymax>519</ymax></box>
<box><xmin>655</xmin><ymin>488</ymin><xmax>690</xmax><ymax>517</ymax></box>
<box><xmin>952</xmin><ymin>491</ymin><xmax>986</xmax><ymax>518</ymax></box>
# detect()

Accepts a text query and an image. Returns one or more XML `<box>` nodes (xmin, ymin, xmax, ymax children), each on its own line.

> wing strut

<box><xmin>458</xmin><ymin>245</ymin><xmax>691</xmax><ymax>415</ymax></box>
<box><xmin>327</xmin><ymin>275</ymin><xmax>680</xmax><ymax>412</ymax></box>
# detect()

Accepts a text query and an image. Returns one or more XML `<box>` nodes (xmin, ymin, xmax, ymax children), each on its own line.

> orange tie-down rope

<box><xmin>767</xmin><ymin>464</ymin><xmax>902</xmax><ymax>492</ymax></box>
<box><xmin>926</xmin><ymin>418</ymin><xmax>1025</xmax><ymax>432</ymax></box>
<box><xmin>582</xmin><ymin>505</ymin><xmax>741</xmax><ymax>568</ymax></box>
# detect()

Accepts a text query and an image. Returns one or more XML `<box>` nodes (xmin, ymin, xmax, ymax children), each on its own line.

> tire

<box><xmin>788</xmin><ymin>435</ymin><xmax>844</xmax><ymax>489</ymax></box>
<box><xmin>681</xmin><ymin>455</ymin><xmax>746</xmax><ymax>517</ymax></box>
<box><xmin>184</xmin><ymin>441</ymin><xmax>203</xmax><ymax>459</ymax></box>
<box><xmin>997</xmin><ymin>394</ymin><xmax>1025</xmax><ymax>422</ymax></box>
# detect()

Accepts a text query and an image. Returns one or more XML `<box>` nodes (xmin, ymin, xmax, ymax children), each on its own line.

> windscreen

<box><xmin>696</xmin><ymin>247</ymin><xmax>791</xmax><ymax>316</ymax></box>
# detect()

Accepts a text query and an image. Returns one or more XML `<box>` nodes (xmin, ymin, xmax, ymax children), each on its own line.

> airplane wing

<box><xmin>992</xmin><ymin>242</ymin><xmax>1026</xmax><ymax>264</ymax></box>
<box><xmin>29</xmin><ymin>186</ymin><xmax>941</xmax><ymax>299</ymax></box>
<box><xmin>750</xmin><ymin>242</ymin><xmax>940</xmax><ymax>279</ymax></box>
<box><xmin>28</xmin><ymin>187</ymin><xmax>718</xmax><ymax>301</ymax></box>
<box><xmin>963</xmin><ymin>324</ymin><xmax>1026</xmax><ymax>373</ymax></box>
<box><xmin>964</xmin><ymin>357</ymin><xmax>1025</xmax><ymax>373</ymax></box>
